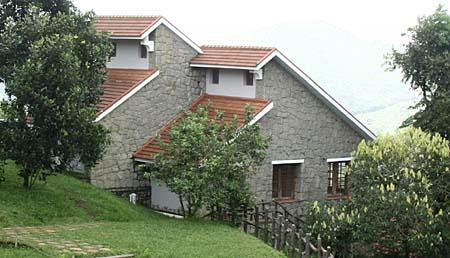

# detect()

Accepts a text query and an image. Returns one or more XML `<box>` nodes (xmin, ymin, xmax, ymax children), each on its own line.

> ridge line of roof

<box><xmin>97</xmin><ymin>15</ymin><xmax>162</xmax><ymax>18</ymax></box>
<box><xmin>202</xmin><ymin>45</ymin><xmax>276</xmax><ymax>50</ymax></box>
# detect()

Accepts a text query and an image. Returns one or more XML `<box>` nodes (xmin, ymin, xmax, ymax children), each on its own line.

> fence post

<box><xmin>264</xmin><ymin>208</ymin><xmax>269</xmax><ymax>244</ymax></box>
<box><xmin>317</xmin><ymin>234</ymin><xmax>322</xmax><ymax>258</ymax></box>
<box><xmin>289</xmin><ymin>224</ymin><xmax>296</xmax><ymax>258</ymax></box>
<box><xmin>277</xmin><ymin>214</ymin><xmax>283</xmax><ymax>250</ymax></box>
<box><xmin>272</xmin><ymin>208</ymin><xmax>277</xmax><ymax>248</ymax></box>
<box><xmin>255</xmin><ymin>206</ymin><xmax>259</xmax><ymax>238</ymax></box>
<box><xmin>280</xmin><ymin>218</ymin><xmax>288</xmax><ymax>251</ymax></box>
<box><xmin>305</xmin><ymin>233</ymin><xmax>311</xmax><ymax>258</ymax></box>
<box><xmin>298</xmin><ymin>229</ymin><xmax>303</xmax><ymax>258</ymax></box>
<box><xmin>326</xmin><ymin>246</ymin><xmax>332</xmax><ymax>258</ymax></box>
<box><xmin>243</xmin><ymin>206</ymin><xmax>248</xmax><ymax>233</ymax></box>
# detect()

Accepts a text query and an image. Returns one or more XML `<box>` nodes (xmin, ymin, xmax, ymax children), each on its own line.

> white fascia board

<box><xmin>327</xmin><ymin>157</ymin><xmax>352</xmax><ymax>163</ymax></box>
<box><xmin>95</xmin><ymin>70</ymin><xmax>160</xmax><ymax>122</ymax></box>
<box><xmin>110</xmin><ymin>18</ymin><xmax>203</xmax><ymax>54</ymax></box>
<box><xmin>272</xmin><ymin>159</ymin><xmax>305</xmax><ymax>165</ymax></box>
<box><xmin>260</xmin><ymin>50</ymin><xmax>375</xmax><ymax>140</ymax></box>
<box><xmin>190</xmin><ymin>63</ymin><xmax>258</xmax><ymax>70</ymax></box>
<box><xmin>134</xmin><ymin>158</ymin><xmax>152</xmax><ymax>164</ymax></box>
<box><xmin>249</xmin><ymin>101</ymin><xmax>273</xmax><ymax>125</ymax></box>
<box><xmin>143</xmin><ymin>18</ymin><xmax>203</xmax><ymax>54</ymax></box>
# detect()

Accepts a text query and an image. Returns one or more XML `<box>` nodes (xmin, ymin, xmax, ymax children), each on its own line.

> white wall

<box><xmin>206</xmin><ymin>69</ymin><xmax>256</xmax><ymax>98</ymax></box>
<box><xmin>107</xmin><ymin>40</ymin><xmax>149</xmax><ymax>69</ymax></box>
<box><xmin>151</xmin><ymin>179</ymin><xmax>181</xmax><ymax>214</ymax></box>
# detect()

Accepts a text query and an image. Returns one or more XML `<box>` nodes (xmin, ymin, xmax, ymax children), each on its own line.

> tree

<box><xmin>0</xmin><ymin>0</ymin><xmax>73</xmax><ymax>35</ymax></box>
<box><xmin>304</xmin><ymin>128</ymin><xmax>449</xmax><ymax>257</ymax></box>
<box><xmin>387</xmin><ymin>6</ymin><xmax>450</xmax><ymax>141</ymax></box>
<box><xmin>142</xmin><ymin>104</ymin><xmax>270</xmax><ymax>218</ymax></box>
<box><xmin>0</xmin><ymin>5</ymin><xmax>112</xmax><ymax>189</ymax></box>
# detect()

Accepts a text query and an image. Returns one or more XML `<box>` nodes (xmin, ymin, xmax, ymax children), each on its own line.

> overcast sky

<box><xmin>73</xmin><ymin>0</ymin><xmax>446</xmax><ymax>46</ymax></box>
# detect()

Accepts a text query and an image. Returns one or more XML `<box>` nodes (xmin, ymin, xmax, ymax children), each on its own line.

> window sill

<box><xmin>273</xmin><ymin>198</ymin><xmax>298</xmax><ymax>204</ymax></box>
<box><xmin>327</xmin><ymin>195</ymin><xmax>349</xmax><ymax>200</ymax></box>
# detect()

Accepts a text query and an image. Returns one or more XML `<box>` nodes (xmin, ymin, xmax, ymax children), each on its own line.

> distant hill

<box><xmin>356</xmin><ymin>99</ymin><xmax>416</xmax><ymax>134</ymax></box>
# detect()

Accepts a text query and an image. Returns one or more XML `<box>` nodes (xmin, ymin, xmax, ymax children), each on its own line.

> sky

<box><xmin>73</xmin><ymin>0</ymin><xmax>447</xmax><ymax>46</ymax></box>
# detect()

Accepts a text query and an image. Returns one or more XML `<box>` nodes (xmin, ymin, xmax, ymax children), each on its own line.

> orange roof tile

<box><xmin>133</xmin><ymin>94</ymin><xmax>272</xmax><ymax>161</ymax></box>
<box><xmin>190</xmin><ymin>45</ymin><xmax>276</xmax><ymax>68</ymax></box>
<box><xmin>98</xmin><ymin>68</ymin><xmax>158</xmax><ymax>115</ymax></box>
<box><xmin>96</xmin><ymin>16</ymin><xmax>161</xmax><ymax>37</ymax></box>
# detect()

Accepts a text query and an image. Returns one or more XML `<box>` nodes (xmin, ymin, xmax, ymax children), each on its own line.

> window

<box><xmin>327</xmin><ymin>161</ymin><xmax>349</xmax><ymax>196</ymax></box>
<box><xmin>212</xmin><ymin>69</ymin><xmax>219</xmax><ymax>84</ymax></box>
<box><xmin>272</xmin><ymin>164</ymin><xmax>298</xmax><ymax>200</ymax></box>
<box><xmin>140</xmin><ymin>45</ymin><xmax>147</xmax><ymax>58</ymax></box>
<box><xmin>244</xmin><ymin>71</ymin><xmax>254</xmax><ymax>86</ymax></box>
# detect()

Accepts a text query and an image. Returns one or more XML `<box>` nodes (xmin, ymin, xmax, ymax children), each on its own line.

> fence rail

<box><xmin>209</xmin><ymin>201</ymin><xmax>335</xmax><ymax>258</ymax></box>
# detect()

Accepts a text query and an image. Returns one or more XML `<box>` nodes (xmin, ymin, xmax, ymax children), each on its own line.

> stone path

<box><xmin>0</xmin><ymin>223</ymin><xmax>113</xmax><ymax>256</ymax></box>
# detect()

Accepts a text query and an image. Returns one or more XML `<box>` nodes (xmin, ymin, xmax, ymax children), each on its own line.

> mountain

<box><xmin>224</xmin><ymin>21</ymin><xmax>419</xmax><ymax>133</ymax></box>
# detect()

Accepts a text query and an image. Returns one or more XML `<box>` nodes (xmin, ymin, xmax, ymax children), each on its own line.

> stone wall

<box><xmin>90</xmin><ymin>24</ymin><xmax>205</xmax><ymax>190</ymax></box>
<box><xmin>252</xmin><ymin>60</ymin><xmax>364</xmax><ymax>203</ymax></box>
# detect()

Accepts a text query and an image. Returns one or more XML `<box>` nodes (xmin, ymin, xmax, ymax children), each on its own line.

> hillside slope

<box><xmin>0</xmin><ymin>163</ymin><xmax>285</xmax><ymax>257</ymax></box>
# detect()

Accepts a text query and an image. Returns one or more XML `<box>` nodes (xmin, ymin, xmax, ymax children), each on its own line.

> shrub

<box><xmin>304</xmin><ymin>128</ymin><xmax>449</xmax><ymax>257</ymax></box>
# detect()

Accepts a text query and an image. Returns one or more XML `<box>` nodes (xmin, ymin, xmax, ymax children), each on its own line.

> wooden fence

<box><xmin>210</xmin><ymin>201</ymin><xmax>335</xmax><ymax>258</ymax></box>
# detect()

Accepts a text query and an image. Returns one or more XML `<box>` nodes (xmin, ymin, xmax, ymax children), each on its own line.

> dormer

<box><xmin>190</xmin><ymin>46</ymin><xmax>276</xmax><ymax>98</ymax></box>
<box><xmin>95</xmin><ymin>16</ymin><xmax>202</xmax><ymax>70</ymax></box>
<box><xmin>96</xmin><ymin>16</ymin><xmax>161</xmax><ymax>69</ymax></box>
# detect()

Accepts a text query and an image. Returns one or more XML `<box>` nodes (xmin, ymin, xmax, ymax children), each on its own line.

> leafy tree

<box><xmin>387</xmin><ymin>6</ymin><xmax>450</xmax><ymax>140</ymax></box>
<box><xmin>0</xmin><ymin>0</ymin><xmax>73</xmax><ymax>35</ymax></box>
<box><xmin>304</xmin><ymin>128</ymin><xmax>449</xmax><ymax>257</ymax></box>
<box><xmin>143</xmin><ymin>104</ymin><xmax>270</xmax><ymax>218</ymax></box>
<box><xmin>0</xmin><ymin>6</ymin><xmax>112</xmax><ymax>189</ymax></box>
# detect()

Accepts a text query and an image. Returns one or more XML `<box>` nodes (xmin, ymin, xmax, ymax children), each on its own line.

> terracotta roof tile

<box><xmin>190</xmin><ymin>45</ymin><xmax>276</xmax><ymax>68</ymax></box>
<box><xmin>98</xmin><ymin>68</ymin><xmax>158</xmax><ymax>114</ymax></box>
<box><xmin>96</xmin><ymin>16</ymin><xmax>161</xmax><ymax>37</ymax></box>
<box><xmin>133</xmin><ymin>94</ymin><xmax>272</xmax><ymax>160</ymax></box>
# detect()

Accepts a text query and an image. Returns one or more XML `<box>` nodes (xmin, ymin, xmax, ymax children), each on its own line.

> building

<box><xmin>92</xmin><ymin>16</ymin><xmax>375</xmax><ymax>213</ymax></box>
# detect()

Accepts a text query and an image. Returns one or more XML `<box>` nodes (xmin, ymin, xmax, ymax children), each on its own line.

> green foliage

<box><xmin>0</xmin><ymin>0</ymin><xmax>73</xmax><ymax>35</ymax></box>
<box><xmin>387</xmin><ymin>5</ymin><xmax>450</xmax><ymax>140</ymax></box>
<box><xmin>143</xmin><ymin>104</ymin><xmax>270</xmax><ymax>218</ymax></box>
<box><xmin>0</xmin><ymin>5</ymin><xmax>112</xmax><ymax>188</ymax></box>
<box><xmin>304</xmin><ymin>128</ymin><xmax>449</xmax><ymax>257</ymax></box>
<box><xmin>304</xmin><ymin>201</ymin><xmax>357</xmax><ymax>258</ymax></box>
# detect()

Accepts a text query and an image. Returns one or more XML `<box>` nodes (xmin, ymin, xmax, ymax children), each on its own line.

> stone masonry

<box><xmin>90</xmin><ymin>24</ymin><xmax>205</xmax><ymax>189</ymax></box>
<box><xmin>252</xmin><ymin>60</ymin><xmax>364</xmax><ymax>203</ymax></box>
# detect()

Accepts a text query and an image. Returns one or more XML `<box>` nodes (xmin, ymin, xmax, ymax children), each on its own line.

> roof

<box><xmin>190</xmin><ymin>46</ymin><xmax>276</xmax><ymax>68</ymax></box>
<box><xmin>133</xmin><ymin>94</ymin><xmax>273</xmax><ymax>161</ymax></box>
<box><xmin>97</xmin><ymin>68</ymin><xmax>159</xmax><ymax>120</ymax></box>
<box><xmin>95</xmin><ymin>16</ymin><xmax>162</xmax><ymax>37</ymax></box>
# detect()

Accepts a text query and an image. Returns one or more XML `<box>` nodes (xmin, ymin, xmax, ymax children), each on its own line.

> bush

<box><xmin>304</xmin><ymin>128</ymin><xmax>449</xmax><ymax>257</ymax></box>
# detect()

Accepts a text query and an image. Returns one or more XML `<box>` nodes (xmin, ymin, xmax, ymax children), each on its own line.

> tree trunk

<box><xmin>23</xmin><ymin>173</ymin><xmax>30</xmax><ymax>189</ymax></box>
<box><xmin>179</xmin><ymin>196</ymin><xmax>186</xmax><ymax>218</ymax></box>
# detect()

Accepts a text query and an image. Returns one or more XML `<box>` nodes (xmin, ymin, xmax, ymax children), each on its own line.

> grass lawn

<box><xmin>0</xmin><ymin>162</ymin><xmax>285</xmax><ymax>257</ymax></box>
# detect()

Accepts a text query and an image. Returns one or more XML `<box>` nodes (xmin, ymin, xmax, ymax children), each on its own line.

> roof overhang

<box><xmin>110</xmin><ymin>17</ymin><xmax>203</xmax><ymax>54</ymax></box>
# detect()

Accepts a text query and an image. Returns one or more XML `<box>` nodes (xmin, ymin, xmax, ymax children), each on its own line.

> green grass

<box><xmin>0</xmin><ymin>162</ymin><xmax>285</xmax><ymax>257</ymax></box>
